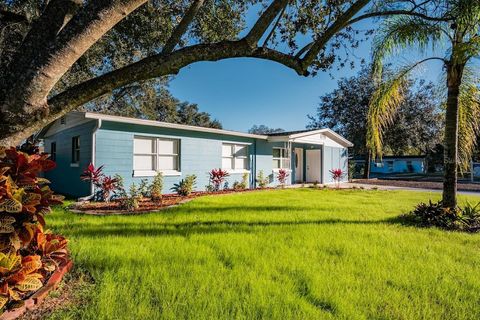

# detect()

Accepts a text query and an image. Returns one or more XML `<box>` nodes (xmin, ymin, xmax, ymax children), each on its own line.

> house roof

<box><xmin>267</xmin><ymin>129</ymin><xmax>312</xmax><ymax>136</ymax></box>
<box><xmin>268</xmin><ymin>128</ymin><xmax>354</xmax><ymax>148</ymax></box>
<box><xmin>82</xmin><ymin>112</ymin><xmax>269</xmax><ymax>139</ymax></box>
<box><xmin>38</xmin><ymin>112</ymin><xmax>353</xmax><ymax>147</ymax></box>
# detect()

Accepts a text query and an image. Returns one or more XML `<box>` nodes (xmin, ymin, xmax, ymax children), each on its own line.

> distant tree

<box><xmin>86</xmin><ymin>86</ymin><xmax>222</xmax><ymax>129</ymax></box>
<box><xmin>307</xmin><ymin>65</ymin><xmax>443</xmax><ymax>177</ymax></box>
<box><xmin>248</xmin><ymin>125</ymin><xmax>285</xmax><ymax>135</ymax></box>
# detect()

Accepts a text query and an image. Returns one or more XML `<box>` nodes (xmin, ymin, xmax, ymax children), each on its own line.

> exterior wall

<box><xmin>95</xmin><ymin>121</ymin><xmax>256</xmax><ymax>195</ymax></box>
<box><xmin>41</xmin><ymin>116</ymin><xmax>352</xmax><ymax>197</ymax></box>
<box><xmin>254</xmin><ymin>140</ymin><xmax>295</xmax><ymax>187</ymax></box>
<box><xmin>370</xmin><ymin>159</ymin><xmax>425</xmax><ymax>174</ymax></box>
<box><xmin>322</xmin><ymin>146</ymin><xmax>348</xmax><ymax>184</ymax></box>
<box><xmin>44</xmin><ymin>121</ymin><xmax>96</xmax><ymax>197</ymax></box>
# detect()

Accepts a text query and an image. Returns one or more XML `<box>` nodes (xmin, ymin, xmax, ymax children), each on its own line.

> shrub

<box><xmin>233</xmin><ymin>173</ymin><xmax>249</xmax><ymax>191</ymax></box>
<box><xmin>150</xmin><ymin>172</ymin><xmax>163</xmax><ymax>201</ymax></box>
<box><xmin>80</xmin><ymin>163</ymin><xmax>120</xmax><ymax>202</ymax></box>
<box><xmin>120</xmin><ymin>183</ymin><xmax>140</xmax><ymax>211</ymax></box>
<box><xmin>0</xmin><ymin>147</ymin><xmax>66</xmax><ymax>310</ymax></box>
<box><xmin>276</xmin><ymin>169</ymin><xmax>289</xmax><ymax>188</ymax></box>
<box><xmin>208</xmin><ymin>169</ymin><xmax>229</xmax><ymax>191</ymax></box>
<box><xmin>256</xmin><ymin>170</ymin><xmax>269</xmax><ymax>189</ymax></box>
<box><xmin>172</xmin><ymin>175</ymin><xmax>196</xmax><ymax>196</ymax></box>
<box><xmin>99</xmin><ymin>176</ymin><xmax>120</xmax><ymax>202</ymax></box>
<box><xmin>113</xmin><ymin>174</ymin><xmax>127</xmax><ymax>199</ymax></box>
<box><xmin>138</xmin><ymin>179</ymin><xmax>149</xmax><ymax>198</ymax></box>
<box><xmin>205</xmin><ymin>184</ymin><xmax>216</xmax><ymax>192</ymax></box>
<box><xmin>408</xmin><ymin>200</ymin><xmax>462</xmax><ymax>230</ymax></box>
<box><xmin>329</xmin><ymin>168</ymin><xmax>345</xmax><ymax>188</ymax></box>
<box><xmin>460</xmin><ymin>201</ymin><xmax>480</xmax><ymax>232</ymax></box>
<box><xmin>348</xmin><ymin>160</ymin><xmax>356</xmax><ymax>181</ymax></box>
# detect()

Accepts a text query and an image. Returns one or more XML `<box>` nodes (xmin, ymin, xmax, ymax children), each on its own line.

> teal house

<box><xmin>38</xmin><ymin>112</ymin><xmax>352</xmax><ymax>197</ymax></box>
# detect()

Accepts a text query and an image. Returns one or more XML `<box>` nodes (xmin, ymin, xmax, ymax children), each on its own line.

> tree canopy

<box><xmin>307</xmin><ymin>65</ymin><xmax>443</xmax><ymax>157</ymax></box>
<box><xmin>0</xmin><ymin>0</ymin><xmax>450</xmax><ymax>146</ymax></box>
<box><xmin>86</xmin><ymin>86</ymin><xmax>222</xmax><ymax>128</ymax></box>
<box><xmin>248</xmin><ymin>125</ymin><xmax>285</xmax><ymax>135</ymax></box>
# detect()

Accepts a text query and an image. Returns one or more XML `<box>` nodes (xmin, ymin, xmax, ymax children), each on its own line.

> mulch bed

<box><xmin>71</xmin><ymin>188</ymin><xmax>273</xmax><ymax>215</ymax></box>
<box><xmin>354</xmin><ymin>179</ymin><xmax>480</xmax><ymax>192</ymax></box>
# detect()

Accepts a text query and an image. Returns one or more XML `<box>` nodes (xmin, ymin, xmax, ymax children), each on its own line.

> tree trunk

<box><xmin>363</xmin><ymin>152</ymin><xmax>371</xmax><ymax>179</ymax></box>
<box><xmin>442</xmin><ymin>62</ymin><xmax>464</xmax><ymax>208</ymax></box>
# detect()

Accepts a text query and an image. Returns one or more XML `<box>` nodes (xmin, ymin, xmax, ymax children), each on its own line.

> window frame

<box><xmin>221</xmin><ymin>143</ymin><xmax>250</xmax><ymax>173</ymax></box>
<box><xmin>133</xmin><ymin>136</ymin><xmax>181</xmax><ymax>176</ymax></box>
<box><xmin>71</xmin><ymin>136</ymin><xmax>80</xmax><ymax>166</ymax></box>
<box><xmin>272</xmin><ymin>147</ymin><xmax>291</xmax><ymax>170</ymax></box>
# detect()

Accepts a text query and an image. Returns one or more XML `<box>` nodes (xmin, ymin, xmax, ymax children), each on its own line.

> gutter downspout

<box><xmin>90</xmin><ymin>119</ymin><xmax>102</xmax><ymax>194</ymax></box>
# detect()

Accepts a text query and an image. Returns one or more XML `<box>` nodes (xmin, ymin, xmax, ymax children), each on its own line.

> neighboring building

<box><xmin>355</xmin><ymin>155</ymin><xmax>426</xmax><ymax>175</ymax></box>
<box><xmin>473</xmin><ymin>162</ymin><xmax>480</xmax><ymax>177</ymax></box>
<box><xmin>38</xmin><ymin>112</ymin><xmax>353</xmax><ymax>197</ymax></box>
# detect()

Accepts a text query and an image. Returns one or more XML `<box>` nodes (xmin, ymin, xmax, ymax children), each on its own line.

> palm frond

<box><xmin>371</xmin><ymin>16</ymin><xmax>444</xmax><ymax>80</ymax></box>
<box><xmin>457</xmin><ymin>73</ymin><xmax>480</xmax><ymax>172</ymax></box>
<box><xmin>366</xmin><ymin>67</ymin><xmax>409</xmax><ymax>160</ymax></box>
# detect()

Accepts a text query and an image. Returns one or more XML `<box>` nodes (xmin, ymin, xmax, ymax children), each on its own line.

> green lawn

<box><xmin>46</xmin><ymin>189</ymin><xmax>480</xmax><ymax>320</ymax></box>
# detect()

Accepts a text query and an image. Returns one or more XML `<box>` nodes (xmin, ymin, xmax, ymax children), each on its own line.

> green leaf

<box><xmin>15</xmin><ymin>276</ymin><xmax>43</xmax><ymax>292</ymax></box>
<box><xmin>0</xmin><ymin>199</ymin><xmax>22</xmax><ymax>213</ymax></box>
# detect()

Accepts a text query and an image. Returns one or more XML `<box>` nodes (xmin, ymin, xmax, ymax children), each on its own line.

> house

<box><xmin>37</xmin><ymin>112</ymin><xmax>353</xmax><ymax>197</ymax></box>
<box><xmin>354</xmin><ymin>155</ymin><xmax>426</xmax><ymax>175</ymax></box>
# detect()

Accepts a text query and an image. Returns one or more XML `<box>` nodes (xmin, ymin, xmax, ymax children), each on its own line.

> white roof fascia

<box><xmin>83</xmin><ymin>112</ymin><xmax>268</xmax><ymax>140</ymax></box>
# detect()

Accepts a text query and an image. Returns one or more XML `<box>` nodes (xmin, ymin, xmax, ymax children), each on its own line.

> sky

<box><xmin>168</xmin><ymin>45</ymin><xmax>372</xmax><ymax>133</ymax></box>
<box><xmin>168</xmin><ymin>9</ymin><xmax>444</xmax><ymax>133</ymax></box>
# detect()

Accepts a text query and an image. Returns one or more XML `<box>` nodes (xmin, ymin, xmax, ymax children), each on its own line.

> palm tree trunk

<box><xmin>442</xmin><ymin>62</ymin><xmax>464</xmax><ymax>208</ymax></box>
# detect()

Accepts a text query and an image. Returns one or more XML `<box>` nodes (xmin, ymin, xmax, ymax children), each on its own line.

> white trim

<box><xmin>272</xmin><ymin>147</ymin><xmax>291</xmax><ymax>170</ymax></box>
<box><xmin>267</xmin><ymin>128</ymin><xmax>353</xmax><ymax>148</ymax></box>
<box><xmin>133</xmin><ymin>136</ymin><xmax>180</xmax><ymax>172</ymax></box>
<box><xmin>133</xmin><ymin>170</ymin><xmax>182</xmax><ymax>177</ymax></box>
<box><xmin>222</xmin><ymin>143</ymin><xmax>249</xmax><ymax>171</ymax></box>
<box><xmin>83</xmin><ymin>112</ymin><xmax>268</xmax><ymax>140</ymax></box>
<box><xmin>226</xmin><ymin>169</ymin><xmax>250</xmax><ymax>174</ymax></box>
<box><xmin>272</xmin><ymin>168</ymin><xmax>292</xmax><ymax>173</ymax></box>
<box><xmin>220</xmin><ymin>140</ymin><xmax>252</xmax><ymax>145</ymax></box>
<box><xmin>91</xmin><ymin>119</ymin><xmax>102</xmax><ymax>194</ymax></box>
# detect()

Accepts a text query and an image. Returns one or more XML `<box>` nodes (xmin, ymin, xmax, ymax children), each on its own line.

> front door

<box><xmin>294</xmin><ymin>148</ymin><xmax>304</xmax><ymax>183</ymax></box>
<box><xmin>306</xmin><ymin>149</ymin><xmax>321</xmax><ymax>183</ymax></box>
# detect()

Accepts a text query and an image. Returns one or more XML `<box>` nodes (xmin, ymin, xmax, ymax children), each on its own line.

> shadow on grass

<box><xmin>61</xmin><ymin>215</ymin><xmax>412</xmax><ymax>239</ymax></box>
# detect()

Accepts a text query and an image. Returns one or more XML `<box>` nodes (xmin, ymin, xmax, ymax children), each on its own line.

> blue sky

<box><xmin>168</xmin><ymin>11</ymin><xmax>444</xmax><ymax>133</ymax></box>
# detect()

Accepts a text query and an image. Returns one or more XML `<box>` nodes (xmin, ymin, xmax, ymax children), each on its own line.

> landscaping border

<box><xmin>69</xmin><ymin>198</ymin><xmax>195</xmax><ymax>216</ymax></box>
<box><xmin>69</xmin><ymin>188</ymin><xmax>277</xmax><ymax>216</ymax></box>
<box><xmin>0</xmin><ymin>260</ymin><xmax>73</xmax><ymax>320</ymax></box>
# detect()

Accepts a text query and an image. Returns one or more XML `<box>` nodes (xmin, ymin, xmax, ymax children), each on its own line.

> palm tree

<box><xmin>367</xmin><ymin>0</ymin><xmax>480</xmax><ymax>208</ymax></box>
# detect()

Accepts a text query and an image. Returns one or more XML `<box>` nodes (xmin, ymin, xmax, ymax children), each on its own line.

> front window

<box><xmin>133</xmin><ymin>137</ymin><xmax>179</xmax><ymax>174</ymax></box>
<box><xmin>71</xmin><ymin>136</ymin><xmax>80</xmax><ymax>164</ymax></box>
<box><xmin>273</xmin><ymin>148</ymin><xmax>290</xmax><ymax>169</ymax></box>
<box><xmin>222</xmin><ymin>143</ymin><xmax>248</xmax><ymax>171</ymax></box>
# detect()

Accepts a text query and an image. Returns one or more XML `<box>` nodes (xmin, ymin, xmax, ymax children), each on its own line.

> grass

<box><xmin>45</xmin><ymin>189</ymin><xmax>480</xmax><ymax>320</ymax></box>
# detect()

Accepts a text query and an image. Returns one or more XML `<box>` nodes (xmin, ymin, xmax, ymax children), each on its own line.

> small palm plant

<box><xmin>367</xmin><ymin>1</ymin><xmax>480</xmax><ymax>208</ymax></box>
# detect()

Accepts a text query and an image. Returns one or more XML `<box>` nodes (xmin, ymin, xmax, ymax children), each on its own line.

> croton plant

<box><xmin>0</xmin><ymin>147</ymin><xmax>67</xmax><ymax>311</ymax></box>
